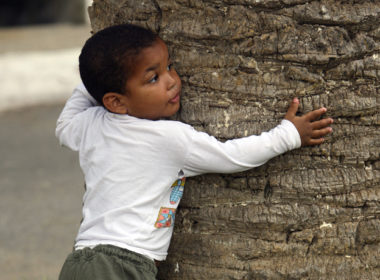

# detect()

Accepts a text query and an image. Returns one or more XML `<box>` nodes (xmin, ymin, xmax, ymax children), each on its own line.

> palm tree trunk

<box><xmin>89</xmin><ymin>0</ymin><xmax>380</xmax><ymax>278</ymax></box>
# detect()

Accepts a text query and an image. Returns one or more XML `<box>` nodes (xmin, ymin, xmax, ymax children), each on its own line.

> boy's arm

<box><xmin>55</xmin><ymin>83</ymin><xmax>99</xmax><ymax>150</ymax></box>
<box><xmin>182</xmin><ymin>119</ymin><xmax>301</xmax><ymax>176</ymax></box>
<box><xmin>182</xmin><ymin>99</ymin><xmax>333</xmax><ymax>176</ymax></box>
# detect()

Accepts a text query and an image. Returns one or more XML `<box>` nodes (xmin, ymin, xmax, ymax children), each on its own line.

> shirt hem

<box><xmin>75</xmin><ymin>240</ymin><xmax>168</xmax><ymax>261</ymax></box>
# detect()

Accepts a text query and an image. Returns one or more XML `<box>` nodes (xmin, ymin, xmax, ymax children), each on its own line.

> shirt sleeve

<box><xmin>55</xmin><ymin>83</ymin><xmax>99</xmax><ymax>151</ymax></box>
<box><xmin>182</xmin><ymin>119</ymin><xmax>301</xmax><ymax>177</ymax></box>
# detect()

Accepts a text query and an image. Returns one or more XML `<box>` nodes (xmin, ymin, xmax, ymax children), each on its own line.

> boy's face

<box><xmin>123</xmin><ymin>38</ymin><xmax>182</xmax><ymax>120</ymax></box>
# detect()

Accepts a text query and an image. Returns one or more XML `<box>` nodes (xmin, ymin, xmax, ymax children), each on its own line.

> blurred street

<box><xmin>0</xmin><ymin>24</ymin><xmax>91</xmax><ymax>279</ymax></box>
<box><xmin>0</xmin><ymin>24</ymin><xmax>91</xmax><ymax>112</ymax></box>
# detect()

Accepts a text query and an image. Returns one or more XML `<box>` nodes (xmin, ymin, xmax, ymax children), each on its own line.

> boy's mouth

<box><xmin>169</xmin><ymin>91</ymin><xmax>180</xmax><ymax>104</ymax></box>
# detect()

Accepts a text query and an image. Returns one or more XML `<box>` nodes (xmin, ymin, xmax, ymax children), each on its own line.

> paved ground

<box><xmin>0</xmin><ymin>24</ymin><xmax>91</xmax><ymax>280</ymax></box>
<box><xmin>0</xmin><ymin>104</ymin><xmax>84</xmax><ymax>280</ymax></box>
<box><xmin>0</xmin><ymin>23</ymin><xmax>91</xmax><ymax>53</ymax></box>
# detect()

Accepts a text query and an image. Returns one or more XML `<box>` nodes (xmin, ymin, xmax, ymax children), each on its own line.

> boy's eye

<box><xmin>167</xmin><ymin>63</ymin><xmax>173</xmax><ymax>71</ymax></box>
<box><xmin>149</xmin><ymin>75</ymin><xmax>158</xmax><ymax>83</ymax></box>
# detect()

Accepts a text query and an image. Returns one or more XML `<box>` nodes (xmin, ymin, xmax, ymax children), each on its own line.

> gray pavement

<box><xmin>0</xmin><ymin>104</ymin><xmax>84</xmax><ymax>280</ymax></box>
<box><xmin>0</xmin><ymin>23</ymin><xmax>91</xmax><ymax>53</ymax></box>
<box><xmin>0</xmin><ymin>24</ymin><xmax>91</xmax><ymax>280</ymax></box>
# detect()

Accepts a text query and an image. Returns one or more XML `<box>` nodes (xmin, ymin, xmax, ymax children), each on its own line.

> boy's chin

<box><xmin>161</xmin><ymin>106</ymin><xmax>181</xmax><ymax>120</ymax></box>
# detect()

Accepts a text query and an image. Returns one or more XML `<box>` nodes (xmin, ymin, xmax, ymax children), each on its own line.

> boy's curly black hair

<box><xmin>79</xmin><ymin>24</ymin><xmax>158</xmax><ymax>105</ymax></box>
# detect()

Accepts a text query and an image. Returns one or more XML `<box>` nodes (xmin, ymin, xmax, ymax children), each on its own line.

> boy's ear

<box><xmin>102</xmin><ymin>92</ymin><xmax>128</xmax><ymax>114</ymax></box>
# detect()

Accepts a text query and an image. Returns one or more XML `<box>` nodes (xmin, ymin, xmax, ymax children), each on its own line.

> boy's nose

<box><xmin>167</xmin><ymin>72</ymin><xmax>177</xmax><ymax>90</ymax></box>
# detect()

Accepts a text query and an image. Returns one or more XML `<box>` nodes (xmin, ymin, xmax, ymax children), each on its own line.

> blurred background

<box><xmin>0</xmin><ymin>0</ymin><xmax>92</xmax><ymax>279</ymax></box>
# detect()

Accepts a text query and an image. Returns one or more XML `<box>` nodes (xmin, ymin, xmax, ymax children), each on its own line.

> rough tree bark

<box><xmin>88</xmin><ymin>1</ymin><xmax>380</xmax><ymax>279</ymax></box>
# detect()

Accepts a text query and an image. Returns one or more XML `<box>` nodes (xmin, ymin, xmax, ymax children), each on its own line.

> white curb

<box><xmin>0</xmin><ymin>48</ymin><xmax>81</xmax><ymax>112</ymax></box>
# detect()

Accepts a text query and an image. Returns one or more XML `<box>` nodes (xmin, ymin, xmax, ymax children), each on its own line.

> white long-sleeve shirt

<box><xmin>56</xmin><ymin>83</ymin><xmax>301</xmax><ymax>261</ymax></box>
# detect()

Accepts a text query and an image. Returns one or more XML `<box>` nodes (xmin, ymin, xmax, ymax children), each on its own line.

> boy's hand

<box><xmin>285</xmin><ymin>98</ymin><xmax>333</xmax><ymax>146</ymax></box>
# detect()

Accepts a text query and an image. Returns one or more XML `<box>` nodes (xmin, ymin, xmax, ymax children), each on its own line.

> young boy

<box><xmin>56</xmin><ymin>24</ymin><xmax>333</xmax><ymax>279</ymax></box>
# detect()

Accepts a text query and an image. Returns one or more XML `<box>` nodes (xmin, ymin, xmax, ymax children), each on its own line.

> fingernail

<box><xmin>293</xmin><ymin>98</ymin><xmax>299</xmax><ymax>103</ymax></box>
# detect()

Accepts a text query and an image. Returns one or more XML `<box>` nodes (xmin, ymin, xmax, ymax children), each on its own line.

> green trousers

<box><xmin>59</xmin><ymin>245</ymin><xmax>158</xmax><ymax>280</ymax></box>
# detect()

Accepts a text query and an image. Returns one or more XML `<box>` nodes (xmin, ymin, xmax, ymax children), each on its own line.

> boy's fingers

<box><xmin>311</xmin><ymin>118</ymin><xmax>334</xmax><ymax>129</ymax></box>
<box><xmin>285</xmin><ymin>98</ymin><xmax>299</xmax><ymax>119</ymax></box>
<box><xmin>305</xmin><ymin>107</ymin><xmax>327</xmax><ymax>121</ymax></box>
<box><xmin>306</xmin><ymin>138</ymin><xmax>325</xmax><ymax>146</ymax></box>
<box><xmin>311</xmin><ymin>127</ymin><xmax>332</xmax><ymax>139</ymax></box>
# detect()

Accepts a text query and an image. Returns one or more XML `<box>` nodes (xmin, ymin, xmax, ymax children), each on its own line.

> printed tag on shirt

<box><xmin>155</xmin><ymin>207</ymin><xmax>176</xmax><ymax>228</ymax></box>
<box><xmin>170</xmin><ymin>177</ymin><xmax>185</xmax><ymax>205</ymax></box>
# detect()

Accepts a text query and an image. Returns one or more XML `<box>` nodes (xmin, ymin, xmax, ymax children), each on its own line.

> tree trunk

<box><xmin>88</xmin><ymin>1</ymin><xmax>380</xmax><ymax>279</ymax></box>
